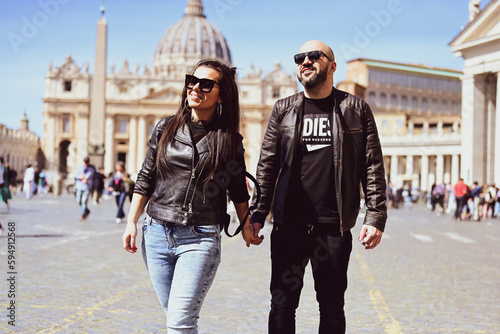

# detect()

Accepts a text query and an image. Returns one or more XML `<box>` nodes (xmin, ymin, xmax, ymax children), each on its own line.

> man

<box><xmin>75</xmin><ymin>157</ymin><xmax>95</xmax><ymax>221</ymax></box>
<box><xmin>453</xmin><ymin>178</ymin><xmax>468</xmax><ymax>220</ymax></box>
<box><xmin>249</xmin><ymin>40</ymin><xmax>387</xmax><ymax>333</ymax></box>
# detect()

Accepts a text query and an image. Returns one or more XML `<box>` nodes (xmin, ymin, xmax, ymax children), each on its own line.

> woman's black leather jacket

<box><xmin>134</xmin><ymin>116</ymin><xmax>249</xmax><ymax>226</ymax></box>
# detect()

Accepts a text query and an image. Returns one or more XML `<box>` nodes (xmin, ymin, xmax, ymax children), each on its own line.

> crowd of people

<box><xmin>74</xmin><ymin>157</ymin><xmax>135</xmax><ymax>223</ymax></box>
<box><xmin>449</xmin><ymin>179</ymin><xmax>499</xmax><ymax>221</ymax></box>
<box><xmin>387</xmin><ymin>178</ymin><xmax>500</xmax><ymax>221</ymax></box>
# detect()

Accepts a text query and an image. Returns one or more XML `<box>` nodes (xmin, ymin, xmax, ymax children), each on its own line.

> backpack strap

<box><xmin>223</xmin><ymin>171</ymin><xmax>261</xmax><ymax>237</ymax></box>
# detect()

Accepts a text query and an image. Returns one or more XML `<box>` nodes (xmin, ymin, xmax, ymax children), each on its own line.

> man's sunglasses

<box><xmin>293</xmin><ymin>50</ymin><xmax>332</xmax><ymax>65</ymax></box>
<box><xmin>185</xmin><ymin>74</ymin><xmax>220</xmax><ymax>93</ymax></box>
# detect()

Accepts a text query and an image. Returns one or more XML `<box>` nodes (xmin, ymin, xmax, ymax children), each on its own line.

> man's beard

<box><xmin>298</xmin><ymin>65</ymin><xmax>328</xmax><ymax>89</ymax></box>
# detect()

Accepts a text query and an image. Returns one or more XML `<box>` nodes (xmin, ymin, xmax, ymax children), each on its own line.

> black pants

<box><xmin>455</xmin><ymin>196</ymin><xmax>466</xmax><ymax>219</ymax></box>
<box><xmin>269</xmin><ymin>224</ymin><xmax>352</xmax><ymax>334</ymax></box>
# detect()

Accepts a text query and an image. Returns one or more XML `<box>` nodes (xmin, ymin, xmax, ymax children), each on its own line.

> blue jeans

<box><xmin>142</xmin><ymin>215</ymin><xmax>221</xmax><ymax>333</ymax></box>
<box><xmin>75</xmin><ymin>189</ymin><xmax>89</xmax><ymax>216</ymax></box>
<box><xmin>115</xmin><ymin>192</ymin><xmax>127</xmax><ymax>218</ymax></box>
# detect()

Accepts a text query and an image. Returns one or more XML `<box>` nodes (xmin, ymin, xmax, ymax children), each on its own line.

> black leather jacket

<box><xmin>250</xmin><ymin>88</ymin><xmax>387</xmax><ymax>233</ymax></box>
<box><xmin>134</xmin><ymin>116</ymin><xmax>249</xmax><ymax>226</ymax></box>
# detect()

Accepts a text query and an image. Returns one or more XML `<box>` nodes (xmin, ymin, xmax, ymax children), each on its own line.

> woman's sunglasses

<box><xmin>185</xmin><ymin>74</ymin><xmax>220</xmax><ymax>93</ymax></box>
<box><xmin>293</xmin><ymin>50</ymin><xmax>332</xmax><ymax>65</ymax></box>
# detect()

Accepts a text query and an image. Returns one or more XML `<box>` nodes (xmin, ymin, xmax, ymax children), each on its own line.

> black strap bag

<box><xmin>220</xmin><ymin>171</ymin><xmax>261</xmax><ymax>237</ymax></box>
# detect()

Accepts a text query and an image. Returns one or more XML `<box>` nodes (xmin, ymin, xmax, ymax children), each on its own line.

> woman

<box><xmin>107</xmin><ymin>161</ymin><xmax>127</xmax><ymax>223</ymax></box>
<box><xmin>0</xmin><ymin>157</ymin><xmax>12</xmax><ymax>210</ymax></box>
<box><xmin>23</xmin><ymin>164</ymin><xmax>35</xmax><ymax>200</ymax></box>
<box><xmin>122</xmin><ymin>59</ymin><xmax>263</xmax><ymax>332</ymax></box>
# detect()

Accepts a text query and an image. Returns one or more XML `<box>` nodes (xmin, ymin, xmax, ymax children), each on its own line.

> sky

<box><xmin>0</xmin><ymin>0</ymin><xmax>482</xmax><ymax>139</ymax></box>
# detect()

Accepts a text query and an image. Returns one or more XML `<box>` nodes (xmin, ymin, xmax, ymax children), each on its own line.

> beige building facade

<box><xmin>0</xmin><ymin>114</ymin><xmax>41</xmax><ymax>177</ymax></box>
<box><xmin>450</xmin><ymin>0</ymin><xmax>500</xmax><ymax>185</ymax></box>
<box><xmin>42</xmin><ymin>0</ymin><xmax>296</xmax><ymax>179</ymax></box>
<box><xmin>338</xmin><ymin>58</ymin><xmax>462</xmax><ymax>191</ymax></box>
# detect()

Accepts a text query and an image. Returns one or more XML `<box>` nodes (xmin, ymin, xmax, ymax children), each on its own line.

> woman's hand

<box><xmin>242</xmin><ymin>223</ymin><xmax>264</xmax><ymax>247</ymax></box>
<box><xmin>122</xmin><ymin>222</ymin><xmax>138</xmax><ymax>253</ymax></box>
<box><xmin>234</xmin><ymin>202</ymin><xmax>264</xmax><ymax>247</ymax></box>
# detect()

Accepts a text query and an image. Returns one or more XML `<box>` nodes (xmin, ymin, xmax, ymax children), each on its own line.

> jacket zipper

<box><xmin>178</xmin><ymin>136</ymin><xmax>196</xmax><ymax>211</ymax></box>
<box><xmin>188</xmin><ymin>159</ymin><xmax>207</xmax><ymax>211</ymax></box>
<box><xmin>333</xmin><ymin>91</ymin><xmax>344</xmax><ymax>236</ymax></box>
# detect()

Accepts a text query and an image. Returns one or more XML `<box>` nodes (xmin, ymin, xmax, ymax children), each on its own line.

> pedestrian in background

<box><xmin>33</xmin><ymin>167</ymin><xmax>40</xmax><ymax>196</ymax></box>
<box><xmin>23</xmin><ymin>164</ymin><xmax>35</xmax><ymax>200</ymax></box>
<box><xmin>38</xmin><ymin>169</ymin><xmax>47</xmax><ymax>195</ymax></box>
<box><xmin>483</xmin><ymin>184</ymin><xmax>497</xmax><ymax>218</ymax></box>
<box><xmin>9</xmin><ymin>167</ymin><xmax>17</xmax><ymax>195</ymax></box>
<box><xmin>446</xmin><ymin>183</ymin><xmax>455</xmax><ymax>214</ymax></box>
<box><xmin>108</xmin><ymin>161</ymin><xmax>127</xmax><ymax>223</ymax></box>
<box><xmin>91</xmin><ymin>167</ymin><xmax>106</xmax><ymax>205</ymax></box>
<box><xmin>250</xmin><ymin>40</ymin><xmax>387</xmax><ymax>333</ymax></box>
<box><xmin>0</xmin><ymin>157</ymin><xmax>12</xmax><ymax>210</ymax></box>
<box><xmin>453</xmin><ymin>178</ymin><xmax>468</xmax><ymax>220</ymax></box>
<box><xmin>470</xmin><ymin>181</ymin><xmax>482</xmax><ymax>221</ymax></box>
<box><xmin>122</xmin><ymin>59</ymin><xmax>263</xmax><ymax>332</ymax></box>
<box><xmin>432</xmin><ymin>183</ymin><xmax>446</xmax><ymax>215</ymax></box>
<box><xmin>75</xmin><ymin>157</ymin><xmax>94</xmax><ymax>221</ymax></box>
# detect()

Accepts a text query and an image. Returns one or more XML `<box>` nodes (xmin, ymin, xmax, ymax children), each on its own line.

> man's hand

<box><xmin>242</xmin><ymin>223</ymin><xmax>264</xmax><ymax>247</ymax></box>
<box><xmin>358</xmin><ymin>225</ymin><xmax>383</xmax><ymax>250</ymax></box>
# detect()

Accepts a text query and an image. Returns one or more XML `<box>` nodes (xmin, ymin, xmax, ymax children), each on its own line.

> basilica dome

<box><xmin>153</xmin><ymin>0</ymin><xmax>232</xmax><ymax>77</ymax></box>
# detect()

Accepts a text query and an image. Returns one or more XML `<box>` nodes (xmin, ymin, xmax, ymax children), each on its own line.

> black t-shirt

<box><xmin>287</xmin><ymin>92</ymin><xmax>340</xmax><ymax>225</ymax></box>
<box><xmin>188</xmin><ymin>120</ymin><xmax>217</xmax><ymax>164</ymax></box>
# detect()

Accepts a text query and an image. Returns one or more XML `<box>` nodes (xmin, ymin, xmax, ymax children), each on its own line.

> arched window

<box><xmin>411</xmin><ymin>97</ymin><xmax>418</xmax><ymax>110</ymax></box>
<box><xmin>422</xmin><ymin>98</ymin><xmax>429</xmax><ymax>110</ymax></box>
<box><xmin>368</xmin><ymin>92</ymin><xmax>376</xmax><ymax>106</ymax></box>
<box><xmin>442</xmin><ymin>100</ymin><xmax>449</xmax><ymax>113</ymax></box>
<box><xmin>379</xmin><ymin>93</ymin><xmax>387</xmax><ymax>106</ymax></box>
<box><xmin>431</xmin><ymin>99</ymin><xmax>438</xmax><ymax>112</ymax></box>
<box><xmin>119</xmin><ymin>119</ymin><xmax>128</xmax><ymax>133</ymax></box>
<box><xmin>401</xmin><ymin>95</ymin><xmax>408</xmax><ymax>109</ymax></box>
<box><xmin>390</xmin><ymin>94</ymin><xmax>398</xmax><ymax>108</ymax></box>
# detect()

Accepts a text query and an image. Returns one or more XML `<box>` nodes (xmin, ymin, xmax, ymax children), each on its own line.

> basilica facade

<box><xmin>41</xmin><ymin>0</ymin><xmax>296</xmax><ymax>179</ymax></box>
<box><xmin>450</xmin><ymin>0</ymin><xmax>500</xmax><ymax>185</ymax></box>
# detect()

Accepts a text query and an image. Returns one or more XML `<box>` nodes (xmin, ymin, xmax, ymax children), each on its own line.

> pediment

<box><xmin>142</xmin><ymin>87</ymin><xmax>182</xmax><ymax>102</ymax></box>
<box><xmin>450</xmin><ymin>0</ymin><xmax>500</xmax><ymax>48</ymax></box>
<box><xmin>53</xmin><ymin>55</ymin><xmax>82</xmax><ymax>78</ymax></box>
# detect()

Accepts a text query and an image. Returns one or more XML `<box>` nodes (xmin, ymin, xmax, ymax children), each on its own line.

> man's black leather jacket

<box><xmin>134</xmin><ymin>116</ymin><xmax>249</xmax><ymax>226</ymax></box>
<box><xmin>250</xmin><ymin>88</ymin><xmax>387</xmax><ymax>233</ymax></box>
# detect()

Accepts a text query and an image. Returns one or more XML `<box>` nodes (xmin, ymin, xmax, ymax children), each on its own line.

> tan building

<box><xmin>338</xmin><ymin>58</ymin><xmax>462</xmax><ymax>191</ymax></box>
<box><xmin>42</xmin><ymin>0</ymin><xmax>297</xmax><ymax>180</ymax></box>
<box><xmin>0</xmin><ymin>114</ymin><xmax>41</xmax><ymax>178</ymax></box>
<box><xmin>450</xmin><ymin>0</ymin><xmax>500</xmax><ymax>185</ymax></box>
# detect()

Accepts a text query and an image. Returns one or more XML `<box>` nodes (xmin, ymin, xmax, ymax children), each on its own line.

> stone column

<box><xmin>406</xmin><ymin>155</ymin><xmax>414</xmax><ymax>175</ymax></box>
<box><xmin>421</xmin><ymin>155</ymin><xmax>429</xmax><ymax>191</ymax></box>
<box><xmin>137</xmin><ymin>116</ymin><xmax>147</xmax><ymax>172</ymax></box>
<box><xmin>461</xmin><ymin>74</ymin><xmax>485</xmax><ymax>184</ymax></box>
<box><xmin>76</xmin><ymin>112</ymin><xmax>89</xmax><ymax>162</ymax></box>
<box><xmin>495</xmin><ymin>73</ymin><xmax>500</xmax><ymax>185</ymax></box>
<box><xmin>128</xmin><ymin>116</ymin><xmax>138</xmax><ymax>173</ymax></box>
<box><xmin>104</xmin><ymin>116</ymin><xmax>114</xmax><ymax>174</ymax></box>
<box><xmin>451</xmin><ymin>154</ymin><xmax>460</xmax><ymax>185</ymax></box>
<box><xmin>436</xmin><ymin>154</ymin><xmax>444</xmax><ymax>185</ymax></box>
<box><xmin>390</xmin><ymin>155</ymin><xmax>398</xmax><ymax>185</ymax></box>
<box><xmin>45</xmin><ymin>111</ymin><xmax>57</xmax><ymax>170</ymax></box>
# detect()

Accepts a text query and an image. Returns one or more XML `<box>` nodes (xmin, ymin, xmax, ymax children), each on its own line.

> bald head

<box><xmin>299</xmin><ymin>40</ymin><xmax>334</xmax><ymax>62</ymax></box>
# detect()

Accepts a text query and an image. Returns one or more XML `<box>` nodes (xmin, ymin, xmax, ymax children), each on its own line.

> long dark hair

<box><xmin>155</xmin><ymin>59</ymin><xmax>241</xmax><ymax>183</ymax></box>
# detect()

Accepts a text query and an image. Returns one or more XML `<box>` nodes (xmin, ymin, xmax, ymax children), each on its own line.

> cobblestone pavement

<box><xmin>0</xmin><ymin>192</ymin><xmax>499</xmax><ymax>333</ymax></box>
